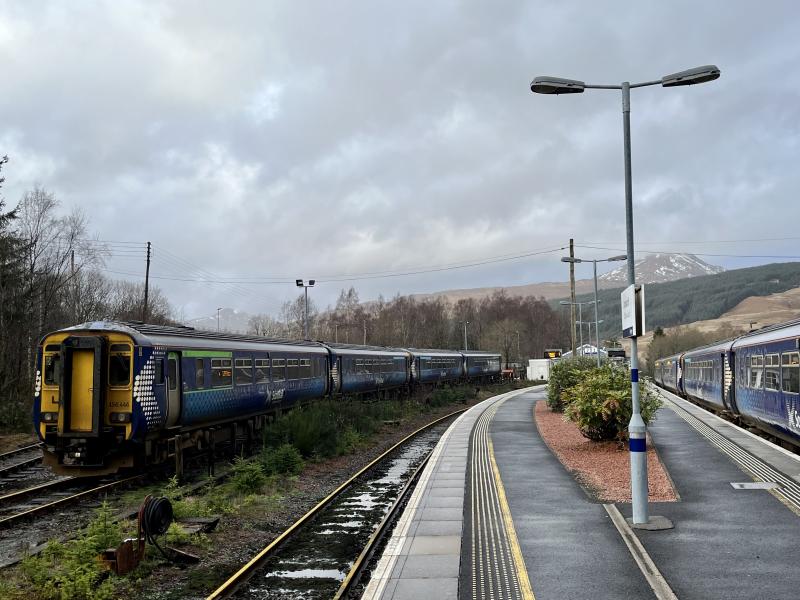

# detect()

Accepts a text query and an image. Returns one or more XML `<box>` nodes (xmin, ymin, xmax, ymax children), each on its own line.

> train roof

<box><xmin>731</xmin><ymin>318</ymin><xmax>800</xmax><ymax>349</ymax></box>
<box><xmin>461</xmin><ymin>350</ymin><xmax>502</xmax><ymax>357</ymax></box>
<box><xmin>61</xmin><ymin>321</ymin><xmax>329</xmax><ymax>354</ymax></box>
<box><xmin>406</xmin><ymin>348</ymin><xmax>465</xmax><ymax>357</ymax></box>
<box><xmin>321</xmin><ymin>342</ymin><xmax>410</xmax><ymax>356</ymax></box>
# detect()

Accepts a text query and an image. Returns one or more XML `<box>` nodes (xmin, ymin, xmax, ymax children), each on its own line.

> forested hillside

<box><xmin>560</xmin><ymin>261</ymin><xmax>800</xmax><ymax>341</ymax></box>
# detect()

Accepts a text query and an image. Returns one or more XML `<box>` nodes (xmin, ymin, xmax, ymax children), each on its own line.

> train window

<box><xmin>255</xmin><ymin>359</ymin><xmax>269</xmax><ymax>383</ymax></box>
<box><xmin>782</xmin><ymin>353</ymin><xmax>800</xmax><ymax>394</ymax></box>
<box><xmin>155</xmin><ymin>359</ymin><xmax>164</xmax><ymax>385</ymax></box>
<box><xmin>195</xmin><ymin>358</ymin><xmax>205</xmax><ymax>388</ymax></box>
<box><xmin>45</xmin><ymin>344</ymin><xmax>61</xmax><ymax>352</ymax></box>
<box><xmin>109</xmin><ymin>349</ymin><xmax>132</xmax><ymax>387</ymax></box>
<box><xmin>299</xmin><ymin>359</ymin><xmax>311</xmax><ymax>378</ymax></box>
<box><xmin>168</xmin><ymin>358</ymin><xmax>177</xmax><ymax>391</ymax></box>
<box><xmin>287</xmin><ymin>359</ymin><xmax>299</xmax><ymax>379</ymax></box>
<box><xmin>765</xmin><ymin>355</ymin><xmax>780</xmax><ymax>390</ymax></box>
<box><xmin>272</xmin><ymin>358</ymin><xmax>285</xmax><ymax>382</ymax></box>
<box><xmin>211</xmin><ymin>358</ymin><xmax>233</xmax><ymax>387</ymax></box>
<box><xmin>235</xmin><ymin>358</ymin><xmax>253</xmax><ymax>385</ymax></box>
<box><xmin>748</xmin><ymin>355</ymin><xmax>763</xmax><ymax>388</ymax></box>
<box><xmin>44</xmin><ymin>354</ymin><xmax>61</xmax><ymax>385</ymax></box>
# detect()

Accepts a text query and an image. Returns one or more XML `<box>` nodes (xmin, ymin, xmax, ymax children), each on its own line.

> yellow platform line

<box><xmin>488</xmin><ymin>434</ymin><xmax>536</xmax><ymax>600</ymax></box>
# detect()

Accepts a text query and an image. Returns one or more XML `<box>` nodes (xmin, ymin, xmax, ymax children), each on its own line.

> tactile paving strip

<box><xmin>659</xmin><ymin>389</ymin><xmax>800</xmax><ymax>513</ymax></box>
<box><xmin>466</xmin><ymin>399</ymin><xmax>526</xmax><ymax>600</ymax></box>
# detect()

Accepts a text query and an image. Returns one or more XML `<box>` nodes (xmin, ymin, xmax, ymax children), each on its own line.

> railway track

<box><xmin>0</xmin><ymin>474</ymin><xmax>144</xmax><ymax>530</ymax></box>
<box><xmin>208</xmin><ymin>408</ymin><xmax>465</xmax><ymax>599</ymax></box>
<box><xmin>0</xmin><ymin>443</ymin><xmax>43</xmax><ymax>478</ymax></box>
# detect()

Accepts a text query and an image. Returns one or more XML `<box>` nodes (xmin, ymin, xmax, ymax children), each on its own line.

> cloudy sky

<box><xmin>1</xmin><ymin>1</ymin><xmax>798</xmax><ymax>320</ymax></box>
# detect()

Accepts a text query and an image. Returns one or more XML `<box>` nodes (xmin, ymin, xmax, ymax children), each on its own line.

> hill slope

<box><xmin>412</xmin><ymin>253</ymin><xmax>722</xmax><ymax>304</ymax></box>
<box><xmin>567</xmin><ymin>261</ymin><xmax>800</xmax><ymax>341</ymax></box>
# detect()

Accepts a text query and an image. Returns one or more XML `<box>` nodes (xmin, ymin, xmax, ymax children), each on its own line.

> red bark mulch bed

<box><xmin>534</xmin><ymin>400</ymin><xmax>678</xmax><ymax>503</ymax></box>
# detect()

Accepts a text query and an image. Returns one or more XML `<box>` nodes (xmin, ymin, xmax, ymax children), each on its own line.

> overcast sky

<box><xmin>1</xmin><ymin>1</ymin><xmax>798</xmax><ymax>320</ymax></box>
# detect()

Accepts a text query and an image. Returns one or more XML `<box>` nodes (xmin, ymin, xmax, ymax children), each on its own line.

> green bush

<box><xmin>230</xmin><ymin>457</ymin><xmax>267</xmax><ymax>494</ymax></box>
<box><xmin>19</xmin><ymin>502</ymin><xmax>120</xmax><ymax>599</ymax></box>
<box><xmin>562</xmin><ymin>364</ymin><xmax>662</xmax><ymax>441</ymax></box>
<box><xmin>546</xmin><ymin>357</ymin><xmax>597</xmax><ymax>412</ymax></box>
<box><xmin>261</xmin><ymin>443</ymin><xmax>305</xmax><ymax>476</ymax></box>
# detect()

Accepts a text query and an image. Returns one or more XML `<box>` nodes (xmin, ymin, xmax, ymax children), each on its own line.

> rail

<box><xmin>207</xmin><ymin>407</ymin><xmax>466</xmax><ymax>599</ymax></box>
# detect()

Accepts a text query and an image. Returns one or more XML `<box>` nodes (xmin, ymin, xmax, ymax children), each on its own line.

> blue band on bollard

<box><xmin>631</xmin><ymin>369</ymin><xmax>638</xmax><ymax>383</ymax></box>
<box><xmin>630</xmin><ymin>438</ymin><xmax>646</xmax><ymax>452</ymax></box>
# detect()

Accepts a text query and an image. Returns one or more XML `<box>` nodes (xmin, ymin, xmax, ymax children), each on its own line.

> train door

<box><xmin>69</xmin><ymin>349</ymin><xmax>95</xmax><ymax>432</ymax></box>
<box><xmin>166</xmin><ymin>352</ymin><xmax>181</xmax><ymax>427</ymax></box>
<box><xmin>60</xmin><ymin>335</ymin><xmax>103</xmax><ymax>436</ymax></box>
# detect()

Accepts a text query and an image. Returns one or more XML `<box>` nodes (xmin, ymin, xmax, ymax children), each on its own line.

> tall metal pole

<box><xmin>569</xmin><ymin>238</ymin><xmax>576</xmax><ymax>357</ymax></box>
<box><xmin>304</xmin><ymin>286</ymin><xmax>309</xmax><ymax>339</ymax></box>
<box><xmin>463</xmin><ymin>321</ymin><xmax>469</xmax><ymax>351</ymax></box>
<box><xmin>363</xmin><ymin>320</ymin><xmax>367</xmax><ymax>345</ymax></box>
<box><xmin>623</xmin><ymin>81</ymin><xmax>649</xmax><ymax>524</ymax></box>
<box><xmin>142</xmin><ymin>241</ymin><xmax>151</xmax><ymax>322</ymax></box>
<box><xmin>593</xmin><ymin>260</ymin><xmax>601</xmax><ymax>367</ymax></box>
<box><xmin>578</xmin><ymin>302</ymin><xmax>583</xmax><ymax>355</ymax></box>
<box><xmin>335</xmin><ymin>323</ymin><xmax>339</xmax><ymax>343</ymax></box>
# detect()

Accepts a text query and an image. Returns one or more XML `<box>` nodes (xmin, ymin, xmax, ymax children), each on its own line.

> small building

<box><xmin>527</xmin><ymin>358</ymin><xmax>552</xmax><ymax>382</ymax></box>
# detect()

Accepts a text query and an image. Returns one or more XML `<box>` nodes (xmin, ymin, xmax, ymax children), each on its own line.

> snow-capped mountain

<box><xmin>598</xmin><ymin>253</ymin><xmax>724</xmax><ymax>285</ymax></box>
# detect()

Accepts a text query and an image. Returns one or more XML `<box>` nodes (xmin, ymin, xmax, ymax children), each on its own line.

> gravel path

<box><xmin>534</xmin><ymin>401</ymin><xmax>678</xmax><ymax>503</ymax></box>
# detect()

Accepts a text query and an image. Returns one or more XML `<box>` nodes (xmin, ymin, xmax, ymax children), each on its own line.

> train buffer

<box><xmin>362</xmin><ymin>385</ymin><xmax>800</xmax><ymax>599</ymax></box>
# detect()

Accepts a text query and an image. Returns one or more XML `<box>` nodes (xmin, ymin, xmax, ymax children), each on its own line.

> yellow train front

<box><xmin>33</xmin><ymin>323</ymin><xmax>142</xmax><ymax>475</ymax></box>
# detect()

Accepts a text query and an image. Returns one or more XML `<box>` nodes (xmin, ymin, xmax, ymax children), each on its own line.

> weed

<box><xmin>231</xmin><ymin>456</ymin><xmax>267</xmax><ymax>494</ymax></box>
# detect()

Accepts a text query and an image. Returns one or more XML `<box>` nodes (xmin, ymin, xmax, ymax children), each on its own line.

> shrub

<box><xmin>261</xmin><ymin>443</ymin><xmax>305</xmax><ymax>476</ymax></box>
<box><xmin>546</xmin><ymin>357</ymin><xmax>596</xmax><ymax>412</ymax></box>
<box><xmin>230</xmin><ymin>457</ymin><xmax>267</xmax><ymax>494</ymax></box>
<box><xmin>562</xmin><ymin>364</ymin><xmax>662</xmax><ymax>441</ymax></box>
<box><xmin>19</xmin><ymin>502</ymin><xmax>121</xmax><ymax>599</ymax></box>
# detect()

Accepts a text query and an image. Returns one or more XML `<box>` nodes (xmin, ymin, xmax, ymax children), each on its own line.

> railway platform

<box><xmin>362</xmin><ymin>385</ymin><xmax>800</xmax><ymax>600</ymax></box>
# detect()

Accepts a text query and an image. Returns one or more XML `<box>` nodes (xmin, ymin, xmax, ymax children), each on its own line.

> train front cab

<box><xmin>35</xmin><ymin>330</ymin><xmax>136</xmax><ymax>475</ymax></box>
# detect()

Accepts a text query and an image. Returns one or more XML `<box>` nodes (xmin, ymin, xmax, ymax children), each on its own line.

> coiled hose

<box><xmin>139</xmin><ymin>495</ymin><xmax>173</xmax><ymax>560</ymax></box>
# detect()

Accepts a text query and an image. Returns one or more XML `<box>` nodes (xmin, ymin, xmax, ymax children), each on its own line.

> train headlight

<box><xmin>110</xmin><ymin>412</ymin><xmax>131</xmax><ymax>423</ymax></box>
<box><xmin>41</xmin><ymin>412</ymin><xmax>58</xmax><ymax>422</ymax></box>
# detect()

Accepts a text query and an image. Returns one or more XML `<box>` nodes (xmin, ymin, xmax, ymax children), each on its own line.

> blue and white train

<box><xmin>32</xmin><ymin>321</ymin><xmax>502</xmax><ymax>475</ymax></box>
<box><xmin>654</xmin><ymin>318</ymin><xmax>800</xmax><ymax>448</ymax></box>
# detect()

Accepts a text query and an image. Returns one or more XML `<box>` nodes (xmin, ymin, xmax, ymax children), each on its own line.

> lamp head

<box><xmin>531</xmin><ymin>76</ymin><xmax>586</xmax><ymax>95</ymax></box>
<box><xmin>561</xmin><ymin>256</ymin><xmax>581</xmax><ymax>263</ymax></box>
<box><xmin>608</xmin><ymin>255</ymin><xmax>628</xmax><ymax>262</ymax></box>
<box><xmin>296</xmin><ymin>279</ymin><xmax>303</xmax><ymax>287</ymax></box>
<box><xmin>661</xmin><ymin>65</ymin><xmax>720</xmax><ymax>87</ymax></box>
<box><xmin>309</xmin><ymin>279</ymin><xmax>316</xmax><ymax>287</ymax></box>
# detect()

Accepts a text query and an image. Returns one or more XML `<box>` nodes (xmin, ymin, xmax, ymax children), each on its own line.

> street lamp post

<box><xmin>559</xmin><ymin>299</ymin><xmax>595</xmax><ymax>356</ymax></box>
<box><xmin>216</xmin><ymin>307</ymin><xmax>222</xmax><ymax>332</ymax></box>
<box><xmin>562</xmin><ymin>255</ymin><xmax>626</xmax><ymax>366</ymax></box>
<box><xmin>462</xmin><ymin>321</ymin><xmax>470</xmax><ymax>351</ymax></box>
<box><xmin>534</xmin><ymin>64</ymin><xmax>720</xmax><ymax>526</ymax></box>
<box><xmin>295</xmin><ymin>279</ymin><xmax>316</xmax><ymax>340</ymax></box>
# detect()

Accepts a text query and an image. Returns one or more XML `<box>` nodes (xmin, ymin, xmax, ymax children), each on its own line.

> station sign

<box><xmin>621</xmin><ymin>284</ymin><xmax>645</xmax><ymax>339</ymax></box>
<box><xmin>544</xmin><ymin>349</ymin><xmax>562</xmax><ymax>359</ymax></box>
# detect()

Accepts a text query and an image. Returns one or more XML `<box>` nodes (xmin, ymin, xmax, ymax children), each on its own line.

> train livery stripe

<box><xmin>183</xmin><ymin>350</ymin><xmax>233</xmax><ymax>358</ymax></box>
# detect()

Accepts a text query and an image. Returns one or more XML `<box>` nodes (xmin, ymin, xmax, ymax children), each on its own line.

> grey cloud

<box><xmin>1</xmin><ymin>0</ymin><xmax>798</xmax><ymax>319</ymax></box>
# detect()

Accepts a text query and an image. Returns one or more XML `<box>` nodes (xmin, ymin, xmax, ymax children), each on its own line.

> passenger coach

<box><xmin>33</xmin><ymin>321</ymin><xmax>504</xmax><ymax>475</ymax></box>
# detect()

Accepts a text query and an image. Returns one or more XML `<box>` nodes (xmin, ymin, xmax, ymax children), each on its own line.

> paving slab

<box><xmin>485</xmin><ymin>388</ymin><xmax>653</xmax><ymax>600</ymax></box>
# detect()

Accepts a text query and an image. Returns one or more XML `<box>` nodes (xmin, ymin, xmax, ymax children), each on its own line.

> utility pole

<box><xmin>142</xmin><ymin>241</ymin><xmax>151</xmax><ymax>322</ymax></box>
<box><xmin>363</xmin><ymin>320</ymin><xmax>367</xmax><ymax>345</ymax></box>
<box><xmin>569</xmin><ymin>238</ymin><xmax>576</xmax><ymax>358</ymax></box>
<box><xmin>335</xmin><ymin>323</ymin><xmax>339</xmax><ymax>343</ymax></box>
<box><xmin>463</xmin><ymin>321</ymin><xmax>469</xmax><ymax>351</ymax></box>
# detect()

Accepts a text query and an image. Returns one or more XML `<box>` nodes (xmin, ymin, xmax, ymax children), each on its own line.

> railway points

<box><xmin>360</xmin><ymin>385</ymin><xmax>800</xmax><ymax>600</ymax></box>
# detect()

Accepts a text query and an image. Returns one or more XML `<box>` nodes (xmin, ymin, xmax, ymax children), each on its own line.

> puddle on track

<box><xmin>238</xmin><ymin>424</ymin><xmax>449</xmax><ymax>599</ymax></box>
